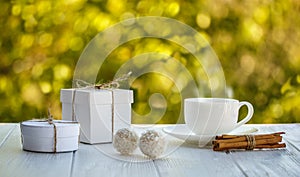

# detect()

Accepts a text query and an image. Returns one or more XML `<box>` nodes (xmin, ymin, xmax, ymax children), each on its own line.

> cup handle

<box><xmin>234</xmin><ymin>101</ymin><xmax>254</xmax><ymax>129</ymax></box>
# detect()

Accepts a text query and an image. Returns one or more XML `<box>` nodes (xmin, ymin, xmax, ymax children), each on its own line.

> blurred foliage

<box><xmin>0</xmin><ymin>0</ymin><xmax>299</xmax><ymax>123</ymax></box>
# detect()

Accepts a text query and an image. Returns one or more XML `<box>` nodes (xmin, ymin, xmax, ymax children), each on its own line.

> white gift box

<box><xmin>20</xmin><ymin>120</ymin><xmax>80</xmax><ymax>152</ymax></box>
<box><xmin>60</xmin><ymin>88</ymin><xmax>134</xmax><ymax>144</ymax></box>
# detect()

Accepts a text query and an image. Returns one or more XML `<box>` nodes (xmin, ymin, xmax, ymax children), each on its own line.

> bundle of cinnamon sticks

<box><xmin>213</xmin><ymin>132</ymin><xmax>286</xmax><ymax>151</ymax></box>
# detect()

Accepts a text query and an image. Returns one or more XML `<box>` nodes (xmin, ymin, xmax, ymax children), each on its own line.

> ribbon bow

<box><xmin>73</xmin><ymin>71</ymin><xmax>132</xmax><ymax>89</ymax></box>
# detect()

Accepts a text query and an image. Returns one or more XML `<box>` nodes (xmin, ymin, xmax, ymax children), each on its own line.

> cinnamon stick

<box><xmin>213</xmin><ymin>143</ymin><xmax>286</xmax><ymax>151</ymax></box>
<box><xmin>213</xmin><ymin>132</ymin><xmax>286</xmax><ymax>151</ymax></box>
<box><xmin>213</xmin><ymin>133</ymin><xmax>283</xmax><ymax>144</ymax></box>
<box><xmin>214</xmin><ymin>136</ymin><xmax>282</xmax><ymax>150</ymax></box>
<box><xmin>215</xmin><ymin>132</ymin><xmax>285</xmax><ymax>140</ymax></box>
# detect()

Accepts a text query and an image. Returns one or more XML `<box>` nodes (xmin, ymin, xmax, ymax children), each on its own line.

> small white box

<box><xmin>60</xmin><ymin>88</ymin><xmax>133</xmax><ymax>144</ymax></box>
<box><xmin>20</xmin><ymin>120</ymin><xmax>80</xmax><ymax>152</ymax></box>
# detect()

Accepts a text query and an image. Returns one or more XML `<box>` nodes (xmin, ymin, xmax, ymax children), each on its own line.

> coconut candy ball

<box><xmin>139</xmin><ymin>130</ymin><xmax>166</xmax><ymax>159</ymax></box>
<box><xmin>113</xmin><ymin>128</ymin><xmax>138</xmax><ymax>155</ymax></box>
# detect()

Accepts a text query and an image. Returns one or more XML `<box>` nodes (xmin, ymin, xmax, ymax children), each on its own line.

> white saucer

<box><xmin>162</xmin><ymin>124</ymin><xmax>258</xmax><ymax>147</ymax></box>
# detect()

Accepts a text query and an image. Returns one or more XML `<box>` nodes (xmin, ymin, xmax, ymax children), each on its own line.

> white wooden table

<box><xmin>0</xmin><ymin>123</ymin><xmax>299</xmax><ymax>177</ymax></box>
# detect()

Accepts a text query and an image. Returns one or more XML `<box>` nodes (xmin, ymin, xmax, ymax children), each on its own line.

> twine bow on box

<box><xmin>74</xmin><ymin>72</ymin><xmax>132</xmax><ymax>90</ymax></box>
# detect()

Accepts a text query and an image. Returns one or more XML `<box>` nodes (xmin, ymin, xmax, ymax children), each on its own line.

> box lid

<box><xmin>60</xmin><ymin>88</ymin><xmax>134</xmax><ymax>105</ymax></box>
<box><xmin>21</xmin><ymin>120</ymin><xmax>80</xmax><ymax>138</ymax></box>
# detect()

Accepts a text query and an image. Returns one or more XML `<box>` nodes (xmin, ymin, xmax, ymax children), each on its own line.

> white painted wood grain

<box><xmin>70</xmin><ymin>143</ymin><xmax>160</xmax><ymax>177</ymax></box>
<box><xmin>268</xmin><ymin>124</ymin><xmax>300</xmax><ymax>151</ymax></box>
<box><xmin>227</xmin><ymin>124</ymin><xmax>300</xmax><ymax>177</ymax></box>
<box><xmin>154</xmin><ymin>143</ymin><xmax>245</xmax><ymax>177</ymax></box>
<box><xmin>0</xmin><ymin>124</ymin><xmax>74</xmax><ymax>177</ymax></box>
<box><xmin>0</xmin><ymin>123</ymin><xmax>17</xmax><ymax>147</ymax></box>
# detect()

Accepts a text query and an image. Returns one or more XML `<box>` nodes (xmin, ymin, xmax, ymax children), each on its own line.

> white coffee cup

<box><xmin>184</xmin><ymin>98</ymin><xmax>254</xmax><ymax>135</ymax></box>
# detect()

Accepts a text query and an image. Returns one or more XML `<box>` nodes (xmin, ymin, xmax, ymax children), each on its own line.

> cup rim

<box><xmin>184</xmin><ymin>97</ymin><xmax>238</xmax><ymax>103</ymax></box>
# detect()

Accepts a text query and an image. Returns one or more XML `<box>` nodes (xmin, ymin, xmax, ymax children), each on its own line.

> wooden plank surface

<box><xmin>0</xmin><ymin>124</ymin><xmax>299</xmax><ymax>177</ymax></box>
<box><xmin>226</xmin><ymin>124</ymin><xmax>300</xmax><ymax>177</ymax></box>
<box><xmin>0</xmin><ymin>123</ymin><xmax>16</xmax><ymax>147</ymax></box>
<box><xmin>153</xmin><ymin>125</ymin><xmax>255</xmax><ymax>177</ymax></box>
<box><xmin>268</xmin><ymin>124</ymin><xmax>300</xmax><ymax>152</ymax></box>
<box><xmin>70</xmin><ymin>143</ymin><xmax>160</xmax><ymax>177</ymax></box>
<box><xmin>0</xmin><ymin>124</ymin><xmax>74</xmax><ymax>177</ymax></box>
<box><xmin>154</xmin><ymin>144</ymin><xmax>245</xmax><ymax>177</ymax></box>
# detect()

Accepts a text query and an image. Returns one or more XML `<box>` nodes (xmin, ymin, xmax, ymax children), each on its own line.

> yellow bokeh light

<box><xmin>36</xmin><ymin>1</ymin><xmax>52</xmax><ymax>17</ymax></box>
<box><xmin>117</xmin><ymin>47</ymin><xmax>131</xmax><ymax>61</ymax></box>
<box><xmin>12</xmin><ymin>5</ymin><xmax>21</xmax><ymax>16</ymax></box>
<box><xmin>63</xmin><ymin>0</ymin><xmax>86</xmax><ymax>9</ymax></box>
<box><xmin>20</xmin><ymin>34</ymin><xmax>35</xmax><ymax>48</ymax></box>
<box><xmin>156</xmin><ymin>45</ymin><xmax>173</xmax><ymax>56</ymax></box>
<box><xmin>249</xmin><ymin>24</ymin><xmax>263</xmax><ymax>42</ymax></box>
<box><xmin>93</xmin><ymin>14</ymin><xmax>111</xmax><ymax>31</ymax></box>
<box><xmin>22</xmin><ymin>5</ymin><xmax>36</xmax><ymax>20</ymax></box>
<box><xmin>271</xmin><ymin>103</ymin><xmax>284</xmax><ymax>118</ymax></box>
<box><xmin>151</xmin><ymin>74</ymin><xmax>173</xmax><ymax>91</ymax></box>
<box><xmin>54</xmin><ymin>35</ymin><xmax>70</xmax><ymax>54</ymax></box>
<box><xmin>137</xmin><ymin>1</ymin><xmax>150</xmax><ymax>14</ymax></box>
<box><xmin>31</xmin><ymin>64</ymin><xmax>44</xmax><ymax>78</ymax></box>
<box><xmin>39</xmin><ymin>81</ymin><xmax>52</xmax><ymax>93</ymax></box>
<box><xmin>74</xmin><ymin>17</ymin><xmax>89</xmax><ymax>33</ymax></box>
<box><xmin>199</xmin><ymin>32</ymin><xmax>211</xmax><ymax>43</ymax></box>
<box><xmin>196</xmin><ymin>13</ymin><xmax>211</xmax><ymax>29</ymax></box>
<box><xmin>52</xmin><ymin>12</ymin><xmax>66</xmax><ymax>25</ymax></box>
<box><xmin>120</xmin><ymin>12</ymin><xmax>136</xmax><ymax>23</ymax></box>
<box><xmin>24</xmin><ymin>16</ymin><xmax>38</xmax><ymax>30</ymax></box>
<box><xmin>69</xmin><ymin>36</ymin><xmax>84</xmax><ymax>51</ymax></box>
<box><xmin>253</xmin><ymin>6</ymin><xmax>269</xmax><ymax>24</ymax></box>
<box><xmin>0</xmin><ymin>76</ymin><xmax>8</xmax><ymax>91</ymax></box>
<box><xmin>240</xmin><ymin>54</ymin><xmax>255</xmax><ymax>76</ymax></box>
<box><xmin>21</xmin><ymin>83</ymin><xmax>43</xmax><ymax>107</ymax></box>
<box><xmin>39</xmin><ymin>33</ymin><xmax>53</xmax><ymax>48</ymax></box>
<box><xmin>13</xmin><ymin>59</ymin><xmax>30</xmax><ymax>74</ymax></box>
<box><xmin>54</xmin><ymin>64</ymin><xmax>71</xmax><ymax>80</ymax></box>
<box><xmin>170</xmin><ymin>93</ymin><xmax>181</xmax><ymax>104</ymax></box>
<box><xmin>149</xmin><ymin>6</ymin><xmax>163</xmax><ymax>16</ymax></box>
<box><xmin>166</xmin><ymin>2</ymin><xmax>180</xmax><ymax>17</ymax></box>
<box><xmin>107</xmin><ymin>0</ymin><xmax>125</xmax><ymax>15</ymax></box>
<box><xmin>243</xmin><ymin>19</ymin><xmax>264</xmax><ymax>42</ymax></box>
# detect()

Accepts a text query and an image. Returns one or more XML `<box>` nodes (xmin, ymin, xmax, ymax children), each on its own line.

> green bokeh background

<box><xmin>0</xmin><ymin>0</ymin><xmax>299</xmax><ymax>123</ymax></box>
